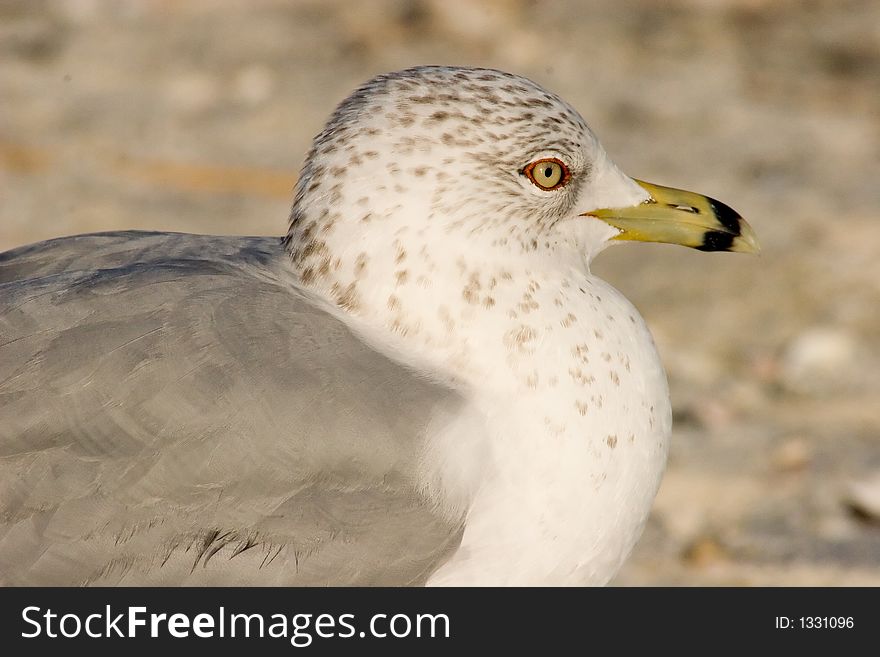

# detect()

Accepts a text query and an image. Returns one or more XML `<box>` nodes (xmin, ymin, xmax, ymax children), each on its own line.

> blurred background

<box><xmin>1</xmin><ymin>0</ymin><xmax>878</xmax><ymax>584</ymax></box>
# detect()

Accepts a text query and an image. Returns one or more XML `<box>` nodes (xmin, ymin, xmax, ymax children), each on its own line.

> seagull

<box><xmin>0</xmin><ymin>66</ymin><xmax>757</xmax><ymax>586</ymax></box>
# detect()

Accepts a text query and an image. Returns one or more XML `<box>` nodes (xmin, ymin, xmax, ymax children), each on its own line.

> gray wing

<box><xmin>0</xmin><ymin>232</ymin><xmax>464</xmax><ymax>585</ymax></box>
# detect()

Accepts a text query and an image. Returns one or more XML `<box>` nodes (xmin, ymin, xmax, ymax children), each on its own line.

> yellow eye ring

<box><xmin>523</xmin><ymin>158</ymin><xmax>570</xmax><ymax>191</ymax></box>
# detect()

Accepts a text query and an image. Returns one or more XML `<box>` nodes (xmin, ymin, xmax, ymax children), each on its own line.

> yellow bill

<box><xmin>586</xmin><ymin>179</ymin><xmax>759</xmax><ymax>253</ymax></box>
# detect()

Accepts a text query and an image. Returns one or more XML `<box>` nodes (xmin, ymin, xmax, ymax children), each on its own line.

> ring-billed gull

<box><xmin>0</xmin><ymin>66</ymin><xmax>757</xmax><ymax>586</ymax></box>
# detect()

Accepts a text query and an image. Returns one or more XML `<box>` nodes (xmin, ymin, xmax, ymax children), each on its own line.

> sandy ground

<box><xmin>1</xmin><ymin>0</ymin><xmax>878</xmax><ymax>585</ymax></box>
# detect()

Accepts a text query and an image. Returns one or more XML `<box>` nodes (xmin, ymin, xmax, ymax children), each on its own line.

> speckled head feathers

<box><xmin>283</xmin><ymin>65</ymin><xmax>646</xmax><ymax>282</ymax></box>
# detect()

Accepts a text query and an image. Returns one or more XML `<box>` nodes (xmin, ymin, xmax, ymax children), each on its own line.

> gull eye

<box><xmin>523</xmin><ymin>158</ymin><xmax>570</xmax><ymax>191</ymax></box>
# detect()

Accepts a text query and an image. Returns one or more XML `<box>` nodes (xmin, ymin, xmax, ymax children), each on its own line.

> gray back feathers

<box><xmin>0</xmin><ymin>231</ymin><xmax>463</xmax><ymax>585</ymax></box>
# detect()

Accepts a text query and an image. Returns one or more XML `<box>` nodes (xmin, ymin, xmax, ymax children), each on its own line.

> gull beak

<box><xmin>585</xmin><ymin>179</ymin><xmax>760</xmax><ymax>253</ymax></box>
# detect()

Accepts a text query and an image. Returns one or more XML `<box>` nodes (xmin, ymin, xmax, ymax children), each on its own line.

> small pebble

<box><xmin>781</xmin><ymin>327</ymin><xmax>859</xmax><ymax>394</ymax></box>
<box><xmin>845</xmin><ymin>473</ymin><xmax>880</xmax><ymax>523</ymax></box>
<box><xmin>682</xmin><ymin>535</ymin><xmax>728</xmax><ymax>568</ymax></box>
<box><xmin>771</xmin><ymin>437</ymin><xmax>812</xmax><ymax>473</ymax></box>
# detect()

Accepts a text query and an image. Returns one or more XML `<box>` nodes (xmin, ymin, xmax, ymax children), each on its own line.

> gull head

<box><xmin>284</xmin><ymin>66</ymin><xmax>757</xmax><ymax>308</ymax></box>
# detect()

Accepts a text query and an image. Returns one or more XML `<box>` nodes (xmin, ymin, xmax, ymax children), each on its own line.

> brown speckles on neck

<box><xmin>568</xmin><ymin>367</ymin><xmax>595</xmax><ymax>386</ymax></box>
<box><xmin>462</xmin><ymin>272</ymin><xmax>482</xmax><ymax>305</ymax></box>
<box><xmin>297</xmin><ymin>236</ymin><xmax>326</xmax><ymax>260</ymax></box>
<box><xmin>354</xmin><ymin>252</ymin><xmax>369</xmax><ymax>276</ymax></box>
<box><xmin>504</xmin><ymin>324</ymin><xmax>537</xmax><ymax>354</ymax></box>
<box><xmin>332</xmin><ymin>281</ymin><xmax>360</xmax><ymax>312</ymax></box>
<box><xmin>572</xmin><ymin>343</ymin><xmax>590</xmax><ymax>364</ymax></box>
<box><xmin>318</xmin><ymin>214</ymin><xmax>340</xmax><ymax>236</ymax></box>
<box><xmin>383</xmin><ymin>203</ymin><xmax>403</xmax><ymax>218</ymax></box>
<box><xmin>517</xmin><ymin>291</ymin><xmax>539</xmax><ymax>314</ymax></box>
<box><xmin>390</xmin><ymin>319</ymin><xmax>411</xmax><ymax>336</ymax></box>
